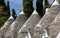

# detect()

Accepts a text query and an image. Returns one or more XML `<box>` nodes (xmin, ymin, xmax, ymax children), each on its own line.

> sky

<box><xmin>5</xmin><ymin>0</ymin><xmax>54</xmax><ymax>15</ymax></box>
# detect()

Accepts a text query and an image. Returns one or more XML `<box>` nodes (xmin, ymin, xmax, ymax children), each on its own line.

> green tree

<box><xmin>36</xmin><ymin>0</ymin><xmax>43</xmax><ymax>18</ymax></box>
<box><xmin>0</xmin><ymin>16</ymin><xmax>8</xmax><ymax>28</ymax></box>
<box><xmin>0</xmin><ymin>0</ymin><xmax>5</xmax><ymax>6</ymax></box>
<box><xmin>0</xmin><ymin>0</ymin><xmax>10</xmax><ymax>27</ymax></box>
<box><xmin>6</xmin><ymin>1</ymin><xmax>10</xmax><ymax>16</ymax></box>
<box><xmin>59</xmin><ymin>0</ymin><xmax>60</xmax><ymax>3</ymax></box>
<box><xmin>23</xmin><ymin>0</ymin><xmax>34</xmax><ymax>17</ymax></box>
<box><xmin>0</xmin><ymin>6</ymin><xmax>3</xmax><ymax>13</ymax></box>
<box><xmin>45</xmin><ymin>0</ymin><xmax>49</xmax><ymax>8</ymax></box>
<box><xmin>0</xmin><ymin>0</ymin><xmax>6</xmax><ymax>12</ymax></box>
<box><xmin>12</xmin><ymin>9</ymin><xmax>17</xmax><ymax>19</ymax></box>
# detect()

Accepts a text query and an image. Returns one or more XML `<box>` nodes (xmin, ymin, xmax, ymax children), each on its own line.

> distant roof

<box><xmin>18</xmin><ymin>9</ymin><xmax>41</xmax><ymax>33</ymax></box>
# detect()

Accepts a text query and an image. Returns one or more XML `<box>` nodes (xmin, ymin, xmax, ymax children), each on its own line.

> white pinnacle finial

<box><xmin>8</xmin><ymin>15</ymin><xmax>14</xmax><ymax>19</ymax></box>
<box><xmin>52</xmin><ymin>0</ymin><xmax>59</xmax><ymax>6</ymax></box>
<box><xmin>46</xmin><ymin>8</ymin><xmax>49</xmax><ymax>13</ymax></box>
<box><xmin>9</xmin><ymin>12</ymin><xmax>14</xmax><ymax>19</ymax></box>
<box><xmin>20</xmin><ymin>10</ymin><xmax>25</xmax><ymax>14</ymax></box>
<box><xmin>32</xmin><ymin>9</ymin><xmax>38</xmax><ymax>14</ymax></box>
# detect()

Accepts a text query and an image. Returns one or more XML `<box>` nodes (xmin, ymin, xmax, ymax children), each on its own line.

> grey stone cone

<box><xmin>48</xmin><ymin>12</ymin><xmax>60</xmax><ymax>38</ymax></box>
<box><xmin>0</xmin><ymin>19</ymin><xmax>14</xmax><ymax>32</ymax></box>
<box><xmin>0</xmin><ymin>15</ymin><xmax>14</xmax><ymax>38</ymax></box>
<box><xmin>4</xmin><ymin>10</ymin><xmax>27</xmax><ymax>38</ymax></box>
<box><xmin>39</xmin><ymin>5</ymin><xmax>60</xmax><ymax>29</ymax></box>
<box><xmin>32</xmin><ymin>5</ymin><xmax>60</xmax><ymax>38</ymax></box>
<box><xmin>17</xmin><ymin>10</ymin><xmax>41</xmax><ymax>38</ymax></box>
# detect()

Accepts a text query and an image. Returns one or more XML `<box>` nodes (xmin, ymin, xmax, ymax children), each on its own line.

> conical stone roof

<box><xmin>0</xmin><ymin>15</ymin><xmax>14</xmax><ymax>38</ymax></box>
<box><xmin>37</xmin><ymin>5</ymin><xmax>60</xmax><ymax>29</ymax></box>
<box><xmin>47</xmin><ymin>12</ymin><xmax>60</xmax><ymax>38</ymax></box>
<box><xmin>32</xmin><ymin>5</ymin><xmax>60</xmax><ymax>38</ymax></box>
<box><xmin>5</xmin><ymin>10</ymin><xmax>27</xmax><ymax>38</ymax></box>
<box><xmin>0</xmin><ymin>15</ymin><xmax>14</xmax><ymax>32</ymax></box>
<box><xmin>17</xmin><ymin>9</ymin><xmax>41</xmax><ymax>38</ymax></box>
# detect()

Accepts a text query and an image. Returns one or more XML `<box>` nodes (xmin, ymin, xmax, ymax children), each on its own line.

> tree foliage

<box><xmin>0</xmin><ymin>0</ymin><xmax>10</xmax><ymax>27</ymax></box>
<box><xmin>0</xmin><ymin>16</ymin><xmax>8</xmax><ymax>28</ymax></box>
<box><xmin>23</xmin><ymin>0</ymin><xmax>34</xmax><ymax>17</ymax></box>
<box><xmin>6</xmin><ymin>1</ymin><xmax>10</xmax><ymax>16</ymax></box>
<box><xmin>0</xmin><ymin>0</ymin><xmax>5</xmax><ymax>6</ymax></box>
<box><xmin>44</xmin><ymin>0</ymin><xmax>49</xmax><ymax>8</ymax></box>
<box><xmin>0</xmin><ymin>6</ymin><xmax>3</xmax><ymax>13</ymax></box>
<box><xmin>12</xmin><ymin>9</ymin><xmax>17</xmax><ymax>19</ymax></box>
<box><xmin>36</xmin><ymin>0</ymin><xmax>43</xmax><ymax>18</ymax></box>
